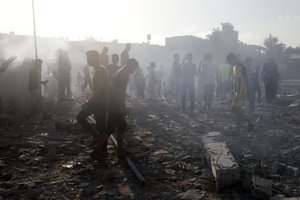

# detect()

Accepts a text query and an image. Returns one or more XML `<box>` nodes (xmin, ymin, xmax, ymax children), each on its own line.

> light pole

<box><xmin>32</xmin><ymin>0</ymin><xmax>38</xmax><ymax>59</ymax></box>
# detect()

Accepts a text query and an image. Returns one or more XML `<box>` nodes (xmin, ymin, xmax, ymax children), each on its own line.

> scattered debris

<box><xmin>1</xmin><ymin>90</ymin><xmax>300</xmax><ymax>199</ymax></box>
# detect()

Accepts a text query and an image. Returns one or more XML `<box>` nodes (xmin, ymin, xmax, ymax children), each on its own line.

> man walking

<box><xmin>92</xmin><ymin>58</ymin><xmax>139</xmax><ymax>159</ymax></box>
<box><xmin>76</xmin><ymin>50</ymin><xmax>108</xmax><ymax>145</ymax></box>
<box><xmin>181</xmin><ymin>53</ymin><xmax>197</xmax><ymax>115</ymax></box>
<box><xmin>226</xmin><ymin>53</ymin><xmax>254</xmax><ymax>133</ymax></box>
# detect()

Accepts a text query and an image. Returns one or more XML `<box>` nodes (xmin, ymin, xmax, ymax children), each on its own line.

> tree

<box><xmin>263</xmin><ymin>34</ymin><xmax>286</xmax><ymax>63</ymax></box>
<box><xmin>206</xmin><ymin>22</ymin><xmax>239</xmax><ymax>62</ymax></box>
<box><xmin>207</xmin><ymin>23</ymin><xmax>239</xmax><ymax>46</ymax></box>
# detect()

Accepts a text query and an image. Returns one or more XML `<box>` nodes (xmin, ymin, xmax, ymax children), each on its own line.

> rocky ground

<box><xmin>0</xmin><ymin>86</ymin><xmax>300</xmax><ymax>199</ymax></box>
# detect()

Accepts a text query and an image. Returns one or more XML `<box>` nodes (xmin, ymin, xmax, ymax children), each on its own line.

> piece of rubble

<box><xmin>177</xmin><ymin>189</ymin><xmax>206</xmax><ymax>200</ymax></box>
<box><xmin>270</xmin><ymin>195</ymin><xmax>300</xmax><ymax>200</ymax></box>
<box><xmin>276</xmin><ymin>94</ymin><xmax>300</xmax><ymax>106</ymax></box>
<box><xmin>271</xmin><ymin>161</ymin><xmax>280</xmax><ymax>174</ymax></box>
<box><xmin>202</xmin><ymin>132</ymin><xmax>240</xmax><ymax>189</ymax></box>
<box><xmin>286</xmin><ymin>165</ymin><xmax>299</xmax><ymax>177</ymax></box>
<box><xmin>251</xmin><ymin>176</ymin><xmax>272</xmax><ymax>199</ymax></box>
<box><xmin>289</xmin><ymin>100</ymin><xmax>300</xmax><ymax>108</ymax></box>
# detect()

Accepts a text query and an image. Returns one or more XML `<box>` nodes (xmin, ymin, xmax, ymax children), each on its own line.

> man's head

<box><xmin>112</xmin><ymin>54</ymin><xmax>119</xmax><ymax>65</ymax></box>
<box><xmin>126</xmin><ymin>58</ymin><xmax>139</xmax><ymax>74</ymax></box>
<box><xmin>125</xmin><ymin>43</ymin><xmax>131</xmax><ymax>51</ymax></box>
<box><xmin>102</xmin><ymin>47</ymin><xmax>108</xmax><ymax>54</ymax></box>
<box><xmin>86</xmin><ymin>50</ymin><xmax>99</xmax><ymax>67</ymax></box>
<box><xmin>204</xmin><ymin>53</ymin><xmax>212</xmax><ymax>62</ymax></box>
<box><xmin>35</xmin><ymin>59</ymin><xmax>43</xmax><ymax>68</ymax></box>
<box><xmin>150</xmin><ymin>62</ymin><xmax>156</xmax><ymax>69</ymax></box>
<box><xmin>174</xmin><ymin>54</ymin><xmax>180</xmax><ymax>62</ymax></box>
<box><xmin>226</xmin><ymin>53</ymin><xmax>238</xmax><ymax>66</ymax></box>
<box><xmin>186</xmin><ymin>53</ymin><xmax>193</xmax><ymax>62</ymax></box>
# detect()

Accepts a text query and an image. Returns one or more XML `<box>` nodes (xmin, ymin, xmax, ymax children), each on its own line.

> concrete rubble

<box><xmin>251</xmin><ymin>176</ymin><xmax>272</xmax><ymax>199</ymax></box>
<box><xmin>203</xmin><ymin>132</ymin><xmax>240</xmax><ymax>189</ymax></box>
<box><xmin>1</xmin><ymin>82</ymin><xmax>300</xmax><ymax>199</ymax></box>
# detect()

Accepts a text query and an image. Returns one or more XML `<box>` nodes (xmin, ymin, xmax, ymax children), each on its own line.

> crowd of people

<box><xmin>119</xmin><ymin>51</ymin><xmax>280</xmax><ymax>135</ymax></box>
<box><xmin>75</xmin><ymin>48</ymin><xmax>280</xmax><ymax>159</ymax></box>
<box><xmin>19</xmin><ymin>43</ymin><xmax>139</xmax><ymax>159</ymax></box>
<box><xmin>1</xmin><ymin>42</ymin><xmax>281</xmax><ymax>160</ymax></box>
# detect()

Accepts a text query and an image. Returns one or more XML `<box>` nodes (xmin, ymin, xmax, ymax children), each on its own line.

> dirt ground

<box><xmin>0</xmin><ymin>86</ymin><xmax>300</xmax><ymax>199</ymax></box>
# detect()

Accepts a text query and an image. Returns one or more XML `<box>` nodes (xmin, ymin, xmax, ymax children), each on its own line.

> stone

<box><xmin>271</xmin><ymin>161</ymin><xmax>280</xmax><ymax>174</ymax></box>
<box><xmin>177</xmin><ymin>189</ymin><xmax>206</xmax><ymax>200</ymax></box>
<box><xmin>288</xmin><ymin>100</ymin><xmax>300</xmax><ymax>108</ymax></box>
<box><xmin>251</xmin><ymin>177</ymin><xmax>272</xmax><ymax>199</ymax></box>
<box><xmin>286</xmin><ymin>165</ymin><xmax>299</xmax><ymax>177</ymax></box>
<box><xmin>270</xmin><ymin>195</ymin><xmax>300</xmax><ymax>200</ymax></box>
<box><xmin>202</xmin><ymin>132</ymin><xmax>240</xmax><ymax>189</ymax></box>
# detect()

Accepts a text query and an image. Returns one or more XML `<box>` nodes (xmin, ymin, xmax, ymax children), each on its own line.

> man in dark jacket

<box><xmin>92</xmin><ymin>58</ymin><xmax>139</xmax><ymax>159</ymax></box>
<box><xmin>76</xmin><ymin>50</ymin><xmax>108</xmax><ymax>146</ymax></box>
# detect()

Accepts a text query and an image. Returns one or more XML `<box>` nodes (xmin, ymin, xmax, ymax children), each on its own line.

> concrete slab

<box><xmin>203</xmin><ymin>132</ymin><xmax>240</xmax><ymax>189</ymax></box>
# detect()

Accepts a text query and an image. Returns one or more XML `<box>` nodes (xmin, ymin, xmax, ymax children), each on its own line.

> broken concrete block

<box><xmin>251</xmin><ymin>176</ymin><xmax>272</xmax><ymax>199</ymax></box>
<box><xmin>177</xmin><ymin>189</ymin><xmax>206</xmax><ymax>200</ymax></box>
<box><xmin>288</xmin><ymin>100</ymin><xmax>300</xmax><ymax>108</ymax></box>
<box><xmin>271</xmin><ymin>161</ymin><xmax>280</xmax><ymax>174</ymax></box>
<box><xmin>203</xmin><ymin>132</ymin><xmax>240</xmax><ymax>189</ymax></box>
<box><xmin>286</xmin><ymin>165</ymin><xmax>299</xmax><ymax>177</ymax></box>
<box><xmin>277</xmin><ymin>94</ymin><xmax>300</xmax><ymax>106</ymax></box>
<box><xmin>270</xmin><ymin>195</ymin><xmax>300</xmax><ymax>200</ymax></box>
<box><xmin>291</xmin><ymin>146</ymin><xmax>300</xmax><ymax>155</ymax></box>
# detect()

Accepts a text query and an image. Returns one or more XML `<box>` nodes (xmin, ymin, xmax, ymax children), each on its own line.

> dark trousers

<box><xmin>94</xmin><ymin>111</ymin><xmax>126</xmax><ymax>156</ymax></box>
<box><xmin>181</xmin><ymin>82</ymin><xmax>195</xmax><ymax>112</ymax></box>
<box><xmin>58</xmin><ymin>75</ymin><xmax>72</xmax><ymax>98</ymax></box>
<box><xmin>248</xmin><ymin>82</ymin><xmax>255</xmax><ymax>112</ymax></box>
<box><xmin>0</xmin><ymin>93</ymin><xmax>2</xmax><ymax>113</ymax></box>
<box><xmin>106</xmin><ymin>112</ymin><xmax>126</xmax><ymax>134</ymax></box>
<box><xmin>203</xmin><ymin>84</ymin><xmax>215</xmax><ymax>109</ymax></box>
<box><xmin>265</xmin><ymin>81</ymin><xmax>278</xmax><ymax>103</ymax></box>
<box><xmin>254</xmin><ymin>80</ymin><xmax>262</xmax><ymax>102</ymax></box>
<box><xmin>76</xmin><ymin>102</ymin><xmax>106</xmax><ymax>137</ymax></box>
<box><xmin>175</xmin><ymin>80</ymin><xmax>181</xmax><ymax>103</ymax></box>
<box><xmin>137</xmin><ymin>85</ymin><xmax>145</xmax><ymax>98</ymax></box>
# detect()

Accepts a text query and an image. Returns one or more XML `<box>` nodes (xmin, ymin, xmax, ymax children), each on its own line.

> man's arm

<box><xmin>0</xmin><ymin>57</ymin><xmax>16</xmax><ymax>73</ymax></box>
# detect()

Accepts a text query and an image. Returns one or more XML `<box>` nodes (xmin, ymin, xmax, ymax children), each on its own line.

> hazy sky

<box><xmin>1</xmin><ymin>0</ymin><xmax>299</xmax><ymax>46</ymax></box>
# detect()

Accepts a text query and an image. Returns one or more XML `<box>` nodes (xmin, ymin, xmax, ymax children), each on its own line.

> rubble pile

<box><xmin>0</xmin><ymin>88</ymin><xmax>299</xmax><ymax>199</ymax></box>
